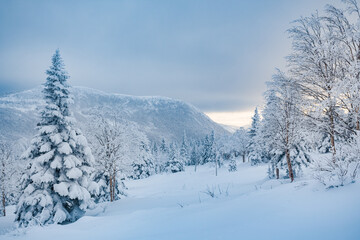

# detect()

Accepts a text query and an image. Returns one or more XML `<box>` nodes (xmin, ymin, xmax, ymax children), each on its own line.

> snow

<box><xmin>39</xmin><ymin>143</ymin><xmax>51</xmax><ymax>153</ymax></box>
<box><xmin>33</xmin><ymin>150</ymin><xmax>54</xmax><ymax>165</ymax></box>
<box><xmin>68</xmin><ymin>185</ymin><xmax>89</xmax><ymax>201</ymax></box>
<box><xmin>53</xmin><ymin>183</ymin><xmax>69</xmax><ymax>197</ymax></box>
<box><xmin>57</xmin><ymin>142</ymin><xmax>72</xmax><ymax>155</ymax></box>
<box><xmin>66</xmin><ymin>168</ymin><xmax>82</xmax><ymax>179</ymax></box>
<box><xmin>50</xmin><ymin>134</ymin><xmax>62</xmax><ymax>145</ymax></box>
<box><xmin>63</xmin><ymin>155</ymin><xmax>79</xmax><ymax>168</ymax></box>
<box><xmin>1</xmin><ymin>162</ymin><xmax>359</xmax><ymax>240</ymax></box>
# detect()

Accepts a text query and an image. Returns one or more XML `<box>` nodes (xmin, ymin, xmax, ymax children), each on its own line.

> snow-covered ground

<box><xmin>0</xmin><ymin>162</ymin><xmax>359</xmax><ymax>240</ymax></box>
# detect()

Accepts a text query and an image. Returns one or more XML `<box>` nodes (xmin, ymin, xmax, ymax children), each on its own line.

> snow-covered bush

<box><xmin>313</xmin><ymin>138</ymin><xmax>360</xmax><ymax>187</ymax></box>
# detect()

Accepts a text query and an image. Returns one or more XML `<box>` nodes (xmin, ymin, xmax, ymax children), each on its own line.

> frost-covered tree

<box><xmin>16</xmin><ymin>50</ymin><xmax>97</xmax><ymax>226</ymax></box>
<box><xmin>262</xmin><ymin>71</ymin><xmax>310</xmax><ymax>181</ymax></box>
<box><xmin>89</xmin><ymin>116</ymin><xmax>126</xmax><ymax>202</ymax></box>
<box><xmin>233</xmin><ymin>128</ymin><xmax>249</xmax><ymax>162</ymax></box>
<box><xmin>0</xmin><ymin>142</ymin><xmax>12</xmax><ymax>216</ymax></box>
<box><xmin>324</xmin><ymin>1</ymin><xmax>360</xmax><ymax>132</ymax></box>
<box><xmin>0</xmin><ymin>140</ymin><xmax>28</xmax><ymax>211</ymax></box>
<box><xmin>86</xmin><ymin>112</ymin><xmax>154</xmax><ymax>183</ymax></box>
<box><xmin>287</xmin><ymin>13</ymin><xmax>351</xmax><ymax>163</ymax></box>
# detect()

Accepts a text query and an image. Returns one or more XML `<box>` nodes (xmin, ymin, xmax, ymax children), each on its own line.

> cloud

<box><xmin>0</xmin><ymin>0</ymin><xmax>338</xmax><ymax>111</ymax></box>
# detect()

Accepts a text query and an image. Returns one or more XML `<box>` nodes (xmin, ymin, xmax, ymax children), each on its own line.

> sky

<box><xmin>0</xmin><ymin>0</ymin><xmax>339</xmax><ymax>127</ymax></box>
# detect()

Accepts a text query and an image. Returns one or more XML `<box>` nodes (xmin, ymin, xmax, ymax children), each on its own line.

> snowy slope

<box><xmin>0</xmin><ymin>162</ymin><xmax>359</xmax><ymax>240</ymax></box>
<box><xmin>0</xmin><ymin>86</ymin><xmax>229</xmax><ymax>142</ymax></box>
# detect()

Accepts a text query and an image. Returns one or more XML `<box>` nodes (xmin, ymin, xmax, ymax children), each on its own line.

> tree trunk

<box><xmin>112</xmin><ymin>168</ymin><xmax>116</xmax><ymax>201</ymax></box>
<box><xmin>276</xmin><ymin>168</ymin><xmax>279</xmax><ymax>179</ymax></box>
<box><xmin>215</xmin><ymin>158</ymin><xmax>218</xmax><ymax>176</ymax></box>
<box><xmin>285</xmin><ymin>149</ymin><xmax>294</xmax><ymax>182</ymax></box>
<box><xmin>2</xmin><ymin>188</ymin><xmax>5</xmax><ymax>216</ymax></box>
<box><xmin>109</xmin><ymin>174</ymin><xmax>113</xmax><ymax>202</ymax></box>
<box><xmin>242</xmin><ymin>154</ymin><xmax>245</xmax><ymax>163</ymax></box>
<box><xmin>329</xmin><ymin>112</ymin><xmax>337</xmax><ymax>163</ymax></box>
<box><xmin>285</xmin><ymin>104</ymin><xmax>294</xmax><ymax>182</ymax></box>
<box><xmin>1</xmin><ymin>160</ymin><xmax>5</xmax><ymax>216</ymax></box>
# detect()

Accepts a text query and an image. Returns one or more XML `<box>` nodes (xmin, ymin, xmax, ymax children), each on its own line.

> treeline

<box><xmin>246</xmin><ymin>0</ymin><xmax>360</xmax><ymax>186</ymax></box>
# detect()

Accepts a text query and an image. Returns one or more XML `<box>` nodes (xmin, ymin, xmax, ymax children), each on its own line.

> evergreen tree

<box><xmin>160</xmin><ymin>139</ymin><xmax>167</xmax><ymax>153</ymax></box>
<box><xmin>249</xmin><ymin>108</ymin><xmax>260</xmax><ymax>138</ymax></box>
<box><xmin>180</xmin><ymin>131</ymin><xmax>189</xmax><ymax>165</ymax></box>
<box><xmin>190</xmin><ymin>145</ymin><xmax>198</xmax><ymax>172</ymax></box>
<box><xmin>130</xmin><ymin>140</ymin><xmax>155</xmax><ymax>179</ymax></box>
<box><xmin>248</xmin><ymin>108</ymin><xmax>263</xmax><ymax>165</ymax></box>
<box><xmin>165</xmin><ymin>143</ymin><xmax>184</xmax><ymax>173</ymax></box>
<box><xmin>202</xmin><ymin>131</ymin><xmax>216</xmax><ymax>164</ymax></box>
<box><xmin>152</xmin><ymin>142</ymin><xmax>158</xmax><ymax>156</ymax></box>
<box><xmin>16</xmin><ymin>50</ymin><xmax>97</xmax><ymax>226</ymax></box>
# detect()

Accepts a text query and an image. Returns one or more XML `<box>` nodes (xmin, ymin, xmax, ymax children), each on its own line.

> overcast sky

<box><xmin>0</xmin><ymin>0</ymin><xmax>338</xmax><ymax>114</ymax></box>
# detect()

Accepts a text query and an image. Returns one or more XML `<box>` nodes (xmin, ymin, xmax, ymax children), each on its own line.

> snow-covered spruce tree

<box><xmin>16</xmin><ymin>50</ymin><xmax>96</xmax><ymax>226</ymax></box>
<box><xmin>201</xmin><ymin>131</ymin><xmax>216</xmax><ymax>165</ymax></box>
<box><xmin>154</xmin><ymin>138</ymin><xmax>169</xmax><ymax>173</ymax></box>
<box><xmin>165</xmin><ymin>143</ymin><xmax>184</xmax><ymax>173</ymax></box>
<box><xmin>160</xmin><ymin>139</ymin><xmax>168</xmax><ymax>153</ymax></box>
<box><xmin>130</xmin><ymin>140</ymin><xmax>155</xmax><ymax>180</ymax></box>
<box><xmin>151</xmin><ymin>142</ymin><xmax>162</xmax><ymax>174</ymax></box>
<box><xmin>151</xmin><ymin>142</ymin><xmax>158</xmax><ymax>156</ymax></box>
<box><xmin>180</xmin><ymin>131</ymin><xmax>190</xmax><ymax>165</ymax></box>
<box><xmin>248</xmin><ymin>108</ymin><xmax>265</xmax><ymax>165</ymax></box>
<box><xmin>190</xmin><ymin>145</ymin><xmax>199</xmax><ymax>172</ymax></box>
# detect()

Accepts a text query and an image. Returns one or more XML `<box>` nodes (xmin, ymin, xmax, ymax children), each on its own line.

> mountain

<box><xmin>0</xmin><ymin>86</ymin><xmax>229</xmax><ymax>143</ymax></box>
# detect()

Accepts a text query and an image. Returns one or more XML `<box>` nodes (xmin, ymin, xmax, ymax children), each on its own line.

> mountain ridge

<box><xmin>0</xmin><ymin>86</ymin><xmax>229</xmax><ymax>143</ymax></box>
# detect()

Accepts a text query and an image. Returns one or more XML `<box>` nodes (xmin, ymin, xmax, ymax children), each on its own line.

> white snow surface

<box><xmin>0</xmin><ymin>162</ymin><xmax>359</xmax><ymax>240</ymax></box>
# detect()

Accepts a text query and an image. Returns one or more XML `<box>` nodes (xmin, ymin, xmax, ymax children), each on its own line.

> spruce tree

<box><xmin>248</xmin><ymin>108</ymin><xmax>263</xmax><ymax>165</ymax></box>
<box><xmin>180</xmin><ymin>131</ymin><xmax>189</xmax><ymax>165</ymax></box>
<box><xmin>165</xmin><ymin>143</ymin><xmax>184</xmax><ymax>173</ymax></box>
<box><xmin>16</xmin><ymin>50</ymin><xmax>97</xmax><ymax>226</ymax></box>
